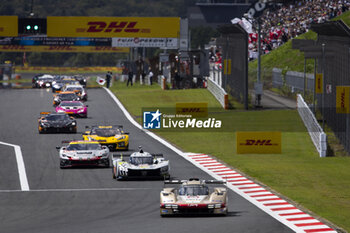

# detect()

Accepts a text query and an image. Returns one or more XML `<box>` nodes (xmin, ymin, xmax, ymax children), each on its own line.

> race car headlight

<box><xmin>70</xmin><ymin>122</ymin><xmax>76</xmax><ymax>126</ymax></box>
<box><xmin>62</xmin><ymin>153</ymin><xmax>68</xmax><ymax>157</ymax></box>
<box><xmin>208</xmin><ymin>204</ymin><xmax>214</xmax><ymax>209</ymax></box>
<box><xmin>161</xmin><ymin>166</ymin><xmax>169</xmax><ymax>172</ymax></box>
<box><xmin>57</xmin><ymin>109</ymin><xmax>65</xmax><ymax>112</ymax></box>
<box><xmin>45</xmin><ymin>83</ymin><xmax>50</xmax><ymax>87</ymax></box>
<box><xmin>215</xmin><ymin>204</ymin><xmax>222</xmax><ymax>208</ymax></box>
<box><xmin>53</xmin><ymin>84</ymin><xmax>60</xmax><ymax>89</ymax></box>
<box><xmin>116</xmin><ymin>135</ymin><xmax>126</xmax><ymax>140</ymax></box>
<box><xmin>77</xmin><ymin>108</ymin><xmax>85</xmax><ymax>113</ymax></box>
<box><xmin>40</xmin><ymin>122</ymin><xmax>48</xmax><ymax>126</ymax></box>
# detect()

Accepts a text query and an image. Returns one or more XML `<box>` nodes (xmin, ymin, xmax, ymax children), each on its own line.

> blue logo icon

<box><xmin>143</xmin><ymin>109</ymin><xmax>162</xmax><ymax>129</ymax></box>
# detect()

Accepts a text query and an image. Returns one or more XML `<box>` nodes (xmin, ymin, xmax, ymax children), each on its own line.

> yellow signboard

<box><xmin>315</xmin><ymin>73</ymin><xmax>323</xmax><ymax>94</ymax></box>
<box><xmin>236</xmin><ymin>131</ymin><xmax>282</xmax><ymax>154</ymax></box>
<box><xmin>336</xmin><ymin>86</ymin><xmax>350</xmax><ymax>114</ymax></box>
<box><xmin>0</xmin><ymin>16</ymin><xmax>18</xmax><ymax>37</ymax></box>
<box><xmin>47</xmin><ymin>16</ymin><xmax>180</xmax><ymax>38</ymax></box>
<box><xmin>223</xmin><ymin>59</ymin><xmax>231</xmax><ymax>75</ymax></box>
<box><xmin>0</xmin><ymin>45</ymin><xmax>129</xmax><ymax>53</ymax></box>
<box><xmin>175</xmin><ymin>103</ymin><xmax>208</xmax><ymax>118</ymax></box>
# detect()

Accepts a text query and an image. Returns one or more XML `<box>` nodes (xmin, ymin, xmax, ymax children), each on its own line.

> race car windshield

<box><xmin>61</xmin><ymin>102</ymin><xmax>83</xmax><ymax>107</ymax></box>
<box><xmin>66</xmin><ymin>143</ymin><xmax>101</xmax><ymax>151</ymax></box>
<box><xmin>178</xmin><ymin>185</ymin><xmax>209</xmax><ymax>196</ymax></box>
<box><xmin>130</xmin><ymin>157</ymin><xmax>153</xmax><ymax>165</ymax></box>
<box><xmin>93</xmin><ymin>129</ymin><xmax>120</xmax><ymax>137</ymax></box>
<box><xmin>45</xmin><ymin>114</ymin><xmax>69</xmax><ymax>121</ymax></box>
<box><xmin>60</xmin><ymin>94</ymin><xmax>78</xmax><ymax>100</ymax></box>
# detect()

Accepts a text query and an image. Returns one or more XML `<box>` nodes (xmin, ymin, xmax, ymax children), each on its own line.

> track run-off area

<box><xmin>0</xmin><ymin>87</ymin><xmax>336</xmax><ymax>233</ymax></box>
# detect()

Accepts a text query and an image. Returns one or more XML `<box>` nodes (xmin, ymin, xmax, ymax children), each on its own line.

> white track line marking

<box><xmin>103</xmin><ymin>87</ymin><xmax>338</xmax><ymax>233</ymax></box>
<box><xmin>0</xmin><ymin>141</ymin><xmax>29</xmax><ymax>191</ymax></box>
<box><xmin>0</xmin><ymin>187</ymin><xmax>152</xmax><ymax>193</ymax></box>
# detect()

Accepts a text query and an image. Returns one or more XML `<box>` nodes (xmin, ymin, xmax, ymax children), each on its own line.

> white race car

<box><xmin>56</xmin><ymin>140</ymin><xmax>110</xmax><ymax>168</ymax></box>
<box><xmin>160</xmin><ymin>178</ymin><xmax>227</xmax><ymax>216</ymax></box>
<box><xmin>112</xmin><ymin>147</ymin><xmax>170</xmax><ymax>180</ymax></box>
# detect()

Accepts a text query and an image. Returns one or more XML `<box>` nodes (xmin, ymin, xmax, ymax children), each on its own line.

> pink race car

<box><xmin>55</xmin><ymin>101</ymin><xmax>88</xmax><ymax>118</ymax></box>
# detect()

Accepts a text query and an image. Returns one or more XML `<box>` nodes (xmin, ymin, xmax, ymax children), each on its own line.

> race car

<box><xmin>53</xmin><ymin>91</ymin><xmax>81</xmax><ymax>106</ymax></box>
<box><xmin>56</xmin><ymin>140</ymin><xmax>110</xmax><ymax>168</ymax></box>
<box><xmin>32</xmin><ymin>74</ymin><xmax>44</xmax><ymax>88</ymax></box>
<box><xmin>52</xmin><ymin>77</ymin><xmax>80</xmax><ymax>93</ymax></box>
<box><xmin>82</xmin><ymin>125</ymin><xmax>129</xmax><ymax>151</ymax></box>
<box><xmin>112</xmin><ymin>147</ymin><xmax>170</xmax><ymax>180</ymax></box>
<box><xmin>38</xmin><ymin>112</ymin><xmax>77</xmax><ymax>133</ymax></box>
<box><xmin>160</xmin><ymin>178</ymin><xmax>227</xmax><ymax>216</ymax></box>
<box><xmin>33</xmin><ymin>74</ymin><xmax>54</xmax><ymax>88</ymax></box>
<box><xmin>62</xmin><ymin>84</ymin><xmax>88</xmax><ymax>101</ymax></box>
<box><xmin>55</xmin><ymin>101</ymin><xmax>88</xmax><ymax>118</ymax></box>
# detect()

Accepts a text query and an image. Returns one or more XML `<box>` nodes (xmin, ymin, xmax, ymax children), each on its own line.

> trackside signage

<box><xmin>236</xmin><ymin>132</ymin><xmax>282</xmax><ymax>154</ymax></box>
<box><xmin>47</xmin><ymin>17</ymin><xmax>180</xmax><ymax>38</ymax></box>
<box><xmin>0</xmin><ymin>45</ymin><xmax>129</xmax><ymax>53</ymax></box>
<box><xmin>175</xmin><ymin>103</ymin><xmax>208</xmax><ymax>118</ymax></box>
<box><xmin>336</xmin><ymin>86</ymin><xmax>350</xmax><ymax>114</ymax></box>
<box><xmin>0</xmin><ymin>16</ymin><xmax>18</xmax><ymax>37</ymax></box>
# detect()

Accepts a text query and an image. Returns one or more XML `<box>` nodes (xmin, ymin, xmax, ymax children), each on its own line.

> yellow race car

<box><xmin>82</xmin><ymin>125</ymin><xmax>129</xmax><ymax>151</ymax></box>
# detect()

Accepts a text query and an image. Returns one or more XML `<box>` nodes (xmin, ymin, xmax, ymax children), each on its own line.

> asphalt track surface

<box><xmin>0</xmin><ymin>88</ymin><xmax>294</xmax><ymax>233</ymax></box>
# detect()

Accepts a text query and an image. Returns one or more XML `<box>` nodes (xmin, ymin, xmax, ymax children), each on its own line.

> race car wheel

<box><xmin>104</xmin><ymin>159</ymin><xmax>110</xmax><ymax>168</ymax></box>
<box><xmin>112</xmin><ymin>167</ymin><xmax>116</xmax><ymax>179</ymax></box>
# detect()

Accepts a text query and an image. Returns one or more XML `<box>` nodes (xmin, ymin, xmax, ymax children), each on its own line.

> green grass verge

<box><xmin>109</xmin><ymin>82</ymin><xmax>350</xmax><ymax>232</ymax></box>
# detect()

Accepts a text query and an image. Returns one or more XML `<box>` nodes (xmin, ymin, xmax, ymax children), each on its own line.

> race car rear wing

<box><xmin>164</xmin><ymin>179</ymin><xmax>226</xmax><ymax>185</ymax></box>
<box><xmin>112</xmin><ymin>153</ymin><xmax>132</xmax><ymax>161</ymax></box>
<box><xmin>112</xmin><ymin>153</ymin><xmax>164</xmax><ymax>161</ymax></box>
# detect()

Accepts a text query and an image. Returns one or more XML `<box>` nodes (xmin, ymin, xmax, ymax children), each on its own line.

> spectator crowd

<box><xmin>248</xmin><ymin>0</ymin><xmax>350</xmax><ymax>60</ymax></box>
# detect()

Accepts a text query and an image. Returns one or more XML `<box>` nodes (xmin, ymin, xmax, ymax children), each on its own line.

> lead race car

<box><xmin>56</xmin><ymin>140</ymin><xmax>110</xmax><ymax>168</ymax></box>
<box><xmin>160</xmin><ymin>178</ymin><xmax>227</xmax><ymax>216</ymax></box>
<box><xmin>112</xmin><ymin>147</ymin><xmax>170</xmax><ymax>180</ymax></box>
<box><xmin>38</xmin><ymin>112</ymin><xmax>77</xmax><ymax>133</ymax></box>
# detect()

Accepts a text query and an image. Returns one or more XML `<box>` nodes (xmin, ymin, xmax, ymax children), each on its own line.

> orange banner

<box><xmin>0</xmin><ymin>16</ymin><xmax>18</xmax><ymax>37</ymax></box>
<box><xmin>0</xmin><ymin>45</ymin><xmax>129</xmax><ymax>53</ymax></box>
<box><xmin>47</xmin><ymin>16</ymin><xmax>180</xmax><ymax>38</ymax></box>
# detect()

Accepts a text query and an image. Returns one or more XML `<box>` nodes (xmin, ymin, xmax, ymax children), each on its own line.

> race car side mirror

<box><xmin>124</xmin><ymin>132</ymin><xmax>129</xmax><ymax>135</ymax></box>
<box><xmin>85</xmin><ymin>105</ymin><xmax>89</xmax><ymax>107</ymax></box>
<box><xmin>102</xmin><ymin>146</ymin><xmax>108</xmax><ymax>150</ymax></box>
<box><xmin>56</xmin><ymin>146</ymin><xmax>61</xmax><ymax>150</ymax></box>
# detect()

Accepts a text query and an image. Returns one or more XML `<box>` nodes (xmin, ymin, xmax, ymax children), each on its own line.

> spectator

<box><xmin>247</xmin><ymin>0</ymin><xmax>350</xmax><ymax>60</ymax></box>
<box><xmin>127</xmin><ymin>70</ymin><xmax>133</xmax><ymax>86</ymax></box>
<box><xmin>106</xmin><ymin>71</ymin><xmax>112</xmax><ymax>88</ymax></box>
<box><xmin>148</xmin><ymin>69</ymin><xmax>153</xmax><ymax>85</ymax></box>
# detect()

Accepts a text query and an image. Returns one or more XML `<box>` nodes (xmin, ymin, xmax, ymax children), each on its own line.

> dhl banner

<box><xmin>175</xmin><ymin>103</ymin><xmax>208</xmax><ymax>118</ymax></box>
<box><xmin>223</xmin><ymin>59</ymin><xmax>231</xmax><ymax>75</ymax></box>
<box><xmin>236</xmin><ymin>131</ymin><xmax>282</xmax><ymax>154</ymax></box>
<box><xmin>336</xmin><ymin>86</ymin><xmax>350</xmax><ymax>114</ymax></box>
<box><xmin>0</xmin><ymin>16</ymin><xmax>18</xmax><ymax>37</ymax></box>
<box><xmin>16</xmin><ymin>66</ymin><xmax>122</xmax><ymax>73</ymax></box>
<box><xmin>315</xmin><ymin>73</ymin><xmax>323</xmax><ymax>94</ymax></box>
<box><xmin>47</xmin><ymin>16</ymin><xmax>180</xmax><ymax>38</ymax></box>
<box><xmin>0</xmin><ymin>45</ymin><xmax>129</xmax><ymax>53</ymax></box>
